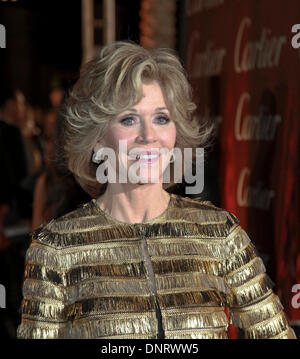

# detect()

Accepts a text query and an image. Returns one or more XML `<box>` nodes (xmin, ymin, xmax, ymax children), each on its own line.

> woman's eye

<box><xmin>120</xmin><ymin>117</ymin><xmax>135</xmax><ymax>126</ymax></box>
<box><xmin>156</xmin><ymin>116</ymin><xmax>170</xmax><ymax>125</ymax></box>
<box><xmin>119</xmin><ymin>115</ymin><xmax>170</xmax><ymax>126</ymax></box>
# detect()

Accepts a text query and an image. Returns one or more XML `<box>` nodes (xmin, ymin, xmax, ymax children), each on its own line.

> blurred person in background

<box><xmin>32</xmin><ymin>97</ymin><xmax>90</xmax><ymax>230</ymax></box>
<box><xmin>32</xmin><ymin>110</ymin><xmax>57</xmax><ymax>228</ymax></box>
<box><xmin>49</xmin><ymin>87</ymin><xmax>64</xmax><ymax>112</ymax></box>
<box><xmin>0</xmin><ymin>89</ymin><xmax>29</xmax><ymax>338</ymax></box>
<box><xmin>0</xmin><ymin>89</ymin><xmax>28</xmax><ymax>249</ymax></box>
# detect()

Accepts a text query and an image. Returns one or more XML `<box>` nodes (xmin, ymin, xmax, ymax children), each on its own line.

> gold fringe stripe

<box><xmin>244</xmin><ymin>311</ymin><xmax>290</xmax><ymax>339</ymax></box>
<box><xmin>67</xmin><ymin>312</ymin><xmax>158</xmax><ymax>338</ymax></box>
<box><xmin>162</xmin><ymin>309</ymin><xmax>229</xmax><ymax>330</ymax></box>
<box><xmin>66</xmin><ymin>295</ymin><xmax>157</xmax><ymax>320</ymax></box>
<box><xmin>230</xmin><ymin>292</ymin><xmax>283</xmax><ymax>328</ymax></box>
<box><xmin>64</xmin><ymin>262</ymin><xmax>147</xmax><ymax>286</ymax></box>
<box><xmin>158</xmin><ymin>290</ymin><xmax>226</xmax><ymax>309</ymax></box>
<box><xmin>165</xmin><ymin>328</ymin><xmax>228</xmax><ymax>339</ymax></box>
<box><xmin>226</xmin><ymin>274</ymin><xmax>274</xmax><ymax>307</ymax></box>
<box><xmin>225</xmin><ymin>257</ymin><xmax>266</xmax><ymax>288</ymax></box>
<box><xmin>156</xmin><ymin>272</ymin><xmax>228</xmax><ymax>294</ymax></box>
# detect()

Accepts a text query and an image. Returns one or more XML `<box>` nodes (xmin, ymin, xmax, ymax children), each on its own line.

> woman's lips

<box><xmin>128</xmin><ymin>150</ymin><xmax>161</xmax><ymax>163</ymax></box>
<box><xmin>137</xmin><ymin>154</ymin><xmax>161</xmax><ymax>164</ymax></box>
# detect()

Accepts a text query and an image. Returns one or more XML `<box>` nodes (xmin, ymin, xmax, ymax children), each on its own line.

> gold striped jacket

<box><xmin>17</xmin><ymin>193</ymin><xmax>296</xmax><ymax>339</ymax></box>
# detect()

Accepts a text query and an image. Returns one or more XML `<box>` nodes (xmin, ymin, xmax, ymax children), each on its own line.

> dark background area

<box><xmin>0</xmin><ymin>0</ymin><xmax>142</xmax><ymax>108</ymax></box>
<box><xmin>0</xmin><ymin>0</ymin><xmax>187</xmax><ymax>109</ymax></box>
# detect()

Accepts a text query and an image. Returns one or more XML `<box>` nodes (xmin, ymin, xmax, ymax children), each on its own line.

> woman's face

<box><xmin>94</xmin><ymin>81</ymin><xmax>177</xmax><ymax>186</ymax></box>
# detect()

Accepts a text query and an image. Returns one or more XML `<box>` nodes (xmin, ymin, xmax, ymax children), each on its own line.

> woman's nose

<box><xmin>136</xmin><ymin>121</ymin><xmax>157</xmax><ymax>144</ymax></box>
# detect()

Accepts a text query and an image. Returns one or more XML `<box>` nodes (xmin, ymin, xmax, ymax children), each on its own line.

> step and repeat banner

<box><xmin>186</xmin><ymin>0</ymin><xmax>300</xmax><ymax>328</ymax></box>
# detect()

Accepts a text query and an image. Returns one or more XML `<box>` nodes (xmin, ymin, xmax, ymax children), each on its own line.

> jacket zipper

<box><xmin>140</xmin><ymin>235</ymin><xmax>165</xmax><ymax>339</ymax></box>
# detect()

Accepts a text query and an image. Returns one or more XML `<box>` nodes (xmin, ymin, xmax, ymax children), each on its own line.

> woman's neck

<box><xmin>96</xmin><ymin>184</ymin><xmax>170</xmax><ymax>224</ymax></box>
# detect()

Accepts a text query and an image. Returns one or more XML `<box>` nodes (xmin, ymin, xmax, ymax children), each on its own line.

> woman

<box><xmin>17</xmin><ymin>41</ymin><xmax>296</xmax><ymax>339</ymax></box>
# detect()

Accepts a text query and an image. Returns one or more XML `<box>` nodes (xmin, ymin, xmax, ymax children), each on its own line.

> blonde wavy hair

<box><xmin>59</xmin><ymin>41</ymin><xmax>214</xmax><ymax>198</ymax></box>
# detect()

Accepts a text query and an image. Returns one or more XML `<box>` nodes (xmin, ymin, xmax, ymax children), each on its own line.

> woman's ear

<box><xmin>93</xmin><ymin>138</ymin><xmax>106</xmax><ymax>154</ymax></box>
<box><xmin>93</xmin><ymin>142</ymin><xmax>101</xmax><ymax>154</ymax></box>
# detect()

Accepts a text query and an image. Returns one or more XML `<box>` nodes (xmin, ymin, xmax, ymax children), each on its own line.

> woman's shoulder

<box><xmin>30</xmin><ymin>199</ymin><xmax>100</xmax><ymax>249</ymax></box>
<box><xmin>171</xmin><ymin>194</ymin><xmax>240</xmax><ymax>229</ymax></box>
<box><xmin>170</xmin><ymin>194</ymin><xmax>246</xmax><ymax>247</ymax></box>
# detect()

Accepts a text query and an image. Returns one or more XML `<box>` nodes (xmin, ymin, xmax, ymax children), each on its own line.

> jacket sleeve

<box><xmin>17</xmin><ymin>225</ymin><xmax>70</xmax><ymax>339</ymax></box>
<box><xmin>222</xmin><ymin>222</ymin><xmax>296</xmax><ymax>339</ymax></box>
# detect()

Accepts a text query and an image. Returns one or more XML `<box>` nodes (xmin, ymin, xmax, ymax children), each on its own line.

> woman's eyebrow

<box><xmin>124</xmin><ymin>107</ymin><xmax>169</xmax><ymax>112</ymax></box>
<box><xmin>155</xmin><ymin>107</ymin><xmax>169</xmax><ymax>112</ymax></box>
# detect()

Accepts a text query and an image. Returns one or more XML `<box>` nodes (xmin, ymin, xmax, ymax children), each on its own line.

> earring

<box><xmin>92</xmin><ymin>149</ymin><xmax>105</xmax><ymax>164</ymax></box>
